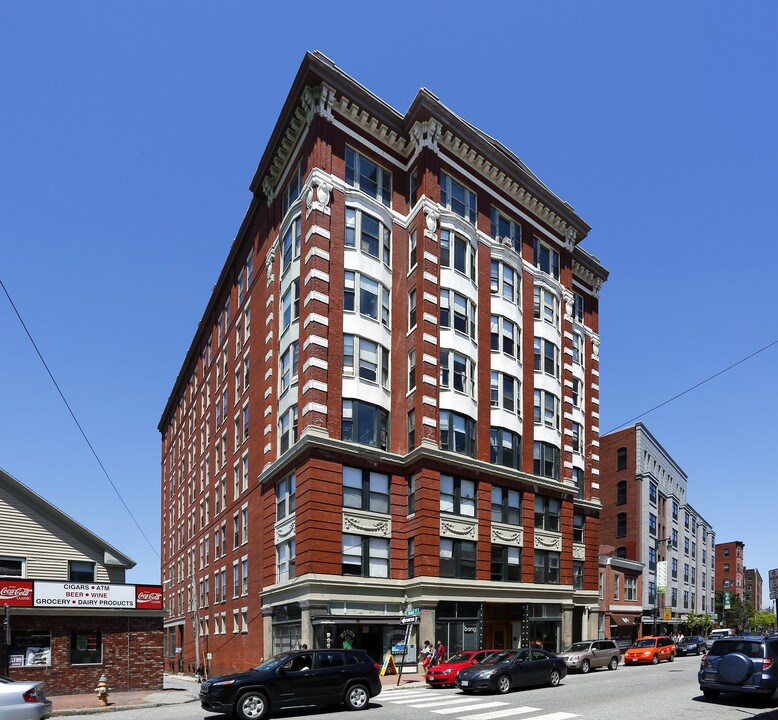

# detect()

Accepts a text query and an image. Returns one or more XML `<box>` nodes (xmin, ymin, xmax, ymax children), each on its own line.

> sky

<box><xmin>1</xmin><ymin>2</ymin><xmax>776</xmax><ymax>608</ymax></box>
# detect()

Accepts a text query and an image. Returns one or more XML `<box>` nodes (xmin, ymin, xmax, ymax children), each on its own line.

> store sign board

<box><xmin>769</xmin><ymin>569</ymin><xmax>778</xmax><ymax>600</ymax></box>
<box><xmin>0</xmin><ymin>579</ymin><xmax>34</xmax><ymax>607</ymax></box>
<box><xmin>0</xmin><ymin>580</ymin><xmax>163</xmax><ymax>610</ymax></box>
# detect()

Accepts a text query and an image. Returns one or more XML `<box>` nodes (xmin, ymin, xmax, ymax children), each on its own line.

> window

<box><xmin>279</xmin><ymin>405</ymin><xmax>298</xmax><ymax>454</ymax></box>
<box><xmin>341</xmin><ymin>400</ymin><xmax>388</xmax><ymax>449</ymax></box>
<box><xmin>70</xmin><ymin>631</ymin><xmax>102</xmax><ymax>665</ymax></box>
<box><xmin>491</xmin><ymin>545</ymin><xmax>521</xmax><ymax>582</ymax></box>
<box><xmin>571</xmin><ymin>378</ymin><xmax>581</xmax><ymax>408</ymax></box>
<box><xmin>571</xmin><ymin>333</ymin><xmax>584</xmax><ymax>366</ymax></box>
<box><xmin>9</xmin><ymin>630</ymin><xmax>51</xmax><ymax>667</ymax></box>
<box><xmin>440</xmin><ymin>349</ymin><xmax>476</xmax><ymax>397</ymax></box>
<box><xmin>407</xmin><ymin>409</ymin><xmax>416</xmax><ymax>451</ymax></box>
<box><xmin>69</xmin><ymin>561</ymin><xmax>95</xmax><ymax>582</ymax></box>
<box><xmin>490</xmin><ymin>260</ymin><xmax>519</xmax><ymax>303</ymax></box>
<box><xmin>533</xmin><ymin>337</ymin><xmax>558</xmax><ymax>377</ymax></box>
<box><xmin>277</xmin><ymin>540</ymin><xmax>296</xmax><ymax>583</ymax></box>
<box><xmin>533</xmin><ymin>237</ymin><xmax>560</xmax><ymax>279</ymax></box>
<box><xmin>440</xmin><ymin>171</ymin><xmax>476</xmax><ymax>224</ymax></box>
<box><xmin>440</xmin><ymin>475</ymin><xmax>476</xmax><ymax>517</ymax></box>
<box><xmin>345</xmin><ymin>207</ymin><xmax>391</xmax><ymax>265</ymax></box>
<box><xmin>533</xmin><ymin>286</ymin><xmax>558</xmax><ymax>326</ymax></box>
<box><xmin>345</xmin><ymin>146</ymin><xmax>391</xmax><ymax>206</ymax></box>
<box><xmin>649</xmin><ymin>513</ymin><xmax>657</xmax><ymax>536</ymax></box>
<box><xmin>672</xmin><ymin>558</ymin><xmax>678</xmax><ymax>578</ymax></box>
<box><xmin>440</xmin><ymin>289</ymin><xmax>476</xmax><ymax>340</ymax></box>
<box><xmin>617</xmin><ymin>447</ymin><xmax>627</xmax><ymax>470</ymax></box>
<box><xmin>489</xmin><ymin>428</ymin><xmax>521</xmax><ymax>469</ymax></box>
<box><xmin>408</xmin><ymin>288</ymin><xmax>417</xmax><ymax>330</ymax></box>
<box><xmin>407</xmin><ymin>538</ymin><xmax>415</xmax><ymax>578</ymax></box>
<box><xmin>616</xmin><ymin>546</ymin><xmax>627</xmax><ymax>558</ymax></box>
<box><xmin>534</xmin><ymin>550</ymin><xmax>560</xmax><ymax>584</ymax></box>
<box><xmin>490</xmin><ymin>315</ymin><xmax>518</xmax><ymax>358</ymax></box>
<box><xmin>534</xmin><ymin>390</ymin><xmax>559</xmax><ymax>429</ymax></box>
<box><xmin>276</xmin><ymin>474</ymin><xmax>296</xmax><ymax>521</ymax></box>
<box><xmin>613</xmin><ymin>575</ymin><xmax>621</xmax><ymax>600</ymax></box>
<box><xmin>624</xmin><ymin>575</ymin><xmax>637</xmax><ymax>601</ymax></box>
<box><xmin>342</xmin><ymin>534</ymin><xmax>389</xmax><ymax>577</ymax></box>
<box><xmin>440</xmin><ymin>539</ymin><xmax>476</xmax><ymax>579</ymax></box>
<box><xmin>573</xmin><ymin>561</ymin><xmax>584</xmax><ymax>589</ymax></box>
<box><xmin>571</xmin><ymin>422</ymin><xmax>583</xmax><ymax>453</ymax></box>
<box><xmin>409</xmin><ymin>169</ymin><xmax>418</xmax><ymax>207</ymax></box>
<box><xmin>573</xmin><ymin>514</ymin><xmax>585</xmax><ymax>543</ymax></box>
<box><xmin>281</xmin><ymin>162</ymin><xmax>303</xmax><ymax>216</ymax></box>
<box><xmin>281</xmin><ymin>279</ymin><xmax>300</xmax><ymax>333</ymax></box>
<box><xmin>281</xmin><ymin>217</ymin><xmax>301</xmax><ymax>276</ymax></box>
<box><xmin>533</xmin><ymin>442</ymin><xmax>560</xmax><ymax>480</ymax></box>
<box><xmin>649</xmin><ymin>482</ymin><xmax>658</xmax><ymax>504</ymax></box>
<box><xmin>440</xmin><ymin>229</ymin><xmax>476</xmax><ymax>281</ymax></box>
<box><xmin>672</xmin><ymin>529</ymin><xmax>678</xmax><ymax>548</ymax></box>
<box><xmin>343</xmin><ymin>335</ymin><xmax>390</xmax><ymax>388</ymax></box>
<box><xmin>491</xmin><ymin>371</ymin><xmax>520</xmax><ymax>413</ymax></box>
<box><xmin>344</xmin><ymin>271</ymin><xmax>390</xmax><ymax>327</ymax></box>
<box><xmin>616</xmin><ymin>513</ymin><xmax>627</xmax><ymax>537</ymax></box>
<box><xmin>672</xmin><ymin>500</ymin><xmax>679</xmax><ymax>520</ymax></box>
<box><xmin>648</xmin><ymin>546</ymin><xmax>657</xmax><ymax>571</ymax></box>
<box><xmin>279</xmin><ymin>342</ymin><xmax>299</xmax><ymax>395</ymax></box>
<box><xmin>0</xmin><ymin>556</ymin><xmax>24</xmax><ymax>577</ymax></box>
<box><xmin>439</xmin><ymin>410</ymin><xmax>476</xmax><ymax>458</ymax></box>
<box><xmin>573</xmin><ymin>292</ymin><xmax>584</xmax><ymax>323</ymax></box>
<box><xmin>343</xmin><ymin>466</ymin><xmax>390</xmax><ymax>514</ymax></box>
<box><xmin>490</xmin><ymin>207</ymin><xmax>521</xmax><ymax>253</ymax></box>
<box><xmin>572</xmin><ymin>467</ymin><xmax>584</xmax><ymax>496</ymax></box>
<box><xmin>407</xmin><ymin>349</ymin><xmax>416</xmax><ymax>392</ymax></box>
<box><xmin>534</xmin><ymin>496</ymin><xmax>560</xmax><ymax>532</ymax></box>
<box><xmin>491</xmin><ymin>487</ymin><xmax>521</xmax><ymax>525</ymax></box>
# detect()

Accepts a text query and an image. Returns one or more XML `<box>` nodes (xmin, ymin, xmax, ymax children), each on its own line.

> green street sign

<box><xmin>723</xmin><ymin>591</ymin><xmax>731</xmax><ymax>610</ymax></box>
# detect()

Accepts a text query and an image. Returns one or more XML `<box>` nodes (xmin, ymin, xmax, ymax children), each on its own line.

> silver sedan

<box><xmin>0</xmin><ymin>677</ymin><xmax>52</xmax><ymax>720</ymax></box>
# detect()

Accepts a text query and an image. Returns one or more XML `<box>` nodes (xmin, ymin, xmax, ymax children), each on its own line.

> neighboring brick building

<box><xmin>158</xmin><ymin>51</ymin><xmax>608</xmax><ymax>676</ymax></box>
<box><xmin>598</xmin><ymin>553</ymin><xmax>643</xmax><ymax>649</ymax></box>
<box><xmin>715</xmin><ymin>540</ymin><xmax>745</xmax><ymax>600</ymax></box>
<box><xmin>744</xmin><ymin>567</ymin><xmax>763</xmax><ymax>610</ymax></box>
<box><xmin>599</xmin><ymin>424</ymin><xmax>715</xmax><ymax>634</ymax></box>
<box><xmin>0</xmin><ymin>467</ymin><xmax>164</xmax><ymax>694</ymax></box>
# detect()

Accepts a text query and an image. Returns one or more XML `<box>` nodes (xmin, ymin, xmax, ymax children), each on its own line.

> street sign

<box><xmin>723</xmin><ymin>591</ymin><xmax>732</xmax><ymax>610</ymax></box>
<box><xmin>769</xmin><ymin>568</ymin><xmax>778</xmax><ymax>601</ymax></box>
<box><xmin>401</xmin><ymin>616</ymin><xmax>417</xmax><ymax>624</ymax></box>
<box><xmin>404</xmin><ymin>607</ymin><xmax>420</xmax><ymax>616</ymax></box>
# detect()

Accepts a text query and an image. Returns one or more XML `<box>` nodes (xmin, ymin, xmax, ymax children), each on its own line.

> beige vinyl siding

<box><xmin>0</xmin><ymin>484</ymin><xmax>125</xmax><ymax>583</ymax></box>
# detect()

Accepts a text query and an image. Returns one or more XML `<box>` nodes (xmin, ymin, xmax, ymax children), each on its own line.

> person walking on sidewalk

<box><xmin>421</xmin><ymin>640</ymin><xmax>434</xmax><ymax>670</ymax></box>
<box><xmin>434</xmin><ymin>640</ymin><xmax>446</xmax><ymax>666</ymax></box>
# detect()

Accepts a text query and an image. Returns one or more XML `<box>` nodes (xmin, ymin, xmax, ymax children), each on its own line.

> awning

<box><xmin>609</xmin><ymin>615</ymin><xmax>638</xmax><ymax>627</ymax></box>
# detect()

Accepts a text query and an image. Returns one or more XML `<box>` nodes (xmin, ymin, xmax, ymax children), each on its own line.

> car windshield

<box><xmin>565</xmin><ymin>643</ymin><xmax>591</xmax><ymax>653</ymax></box>
<box><xmin>686</xmin><ymin>636</ymin><xmax>703</xmax><ymax>643</ymax></box>
<box><xmin>631</xmin><ymin>639</ymin><xmax>656</xmax><ymax>648</ymax></box>
<box><xmin>253</xmin><ymin>653</ymin><xmax>294</xmax><ymax>671</ymax></box>
<box><xmin>480</xmin><ymin>652</ymin><xmax>502</xmax><ymax>664</ymax></box>
<box><xmin>445</xmin><ymin>653</ymin><xmax>471</xmax><ymax>664</ymax></box>
<box><xmin>487</xmin><ymin>651</ymin><xmax>517</xmax><ymax>664</ymax></box>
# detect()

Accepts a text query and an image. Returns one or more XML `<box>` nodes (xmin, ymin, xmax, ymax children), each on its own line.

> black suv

<box><xmin>199</xmin><ymin>648</ymin><xmax>381</xmax><ymax>720</ymax></box>
<box><xmin>698</xmin><ymin>634</ymin><xmax>778</xmax><ymax>701</ymax></box>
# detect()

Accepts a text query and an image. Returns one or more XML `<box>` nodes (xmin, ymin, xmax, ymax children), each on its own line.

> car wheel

<box><xmin>651</xmin><ymin>654</ymin><xmax>659</xmax><ymax>665</ymax></box>
<box><xmin>580</xmin><ymin>659</ymin><xmax>591</xmax><ymax>674</ymax></box>
<box><xmin>608</xmin><ymin>657</ymin><xmax>619</xmax><ymax>671</ymax></box>
<box><xmin>702</xmin><ymin>689</ymin><xmax>719</xmax><ymax>701</ymax></box>
<box><xmin>496</xmin><ymin>675</ymin><xmax>511</xmax><ymax>694</ymax></box>
<box><xmin>548</xmin><ymin>669</ymin><xmax>561</xmax><ymax>687</ymax></box>
<box><xmin>668</xmin><ymin>653</ymin><xmax>675</xmax><ymax>663</ymax></box>
<box><xmin>344</xmin><ymin>683</ymin><xmax>369</xmax><ymax>711</ymax></box>
<box><xmin>235</xmin><ymin>692</ymin><xmax>268</xmax><ymax>720</ymax></box>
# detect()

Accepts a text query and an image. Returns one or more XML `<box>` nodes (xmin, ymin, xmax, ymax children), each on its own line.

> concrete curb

<box><xmin>52</xmin><ymin>697</ymin><xmax>199</xmax><ymax>717</ymax></box>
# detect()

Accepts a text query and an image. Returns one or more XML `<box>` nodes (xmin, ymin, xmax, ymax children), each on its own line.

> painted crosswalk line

<box><xmin>456</xmin><ymin>706</ymin><xmax>543</xmax><ymax>720</ymax></box>
<box><xmin>432</xmin><ymin>701</ymin><xmax>510</xmax><ymax>714</ymax></box>
<box><xmin>406</xmin><ymin>696</ymin><xmax>496</xmax><ymax>709</ymax></box>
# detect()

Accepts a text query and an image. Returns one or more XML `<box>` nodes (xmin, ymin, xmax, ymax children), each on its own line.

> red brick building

<box><xmin>744</xmin><ymin>567</ymin><xmax>763</xmax><ymax>610</ymax></box>
<box><xmin>715</xmin><ymin>540</ymin><xmax>745</xmax><ymax>600</ymax></box>
<box><xmin>158</xmin><ymin>52</ymin><xmax>608</xmax><ymax>676</ymax></box>
<box><xmin>599</xmin><ymin>424</ymin><xmax>716</xmax><ymax>634</ymax></box>
<box><xmin>598</xmin><ymin>553</ymin><xmax>643</xmax><ymax>649</ymax></box>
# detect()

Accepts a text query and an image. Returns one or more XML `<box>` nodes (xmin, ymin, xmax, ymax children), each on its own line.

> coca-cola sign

<box><xmin>135</xmin><ymin>585</ymin><xmax>163</xmax><ymax>609</ymax></box>
<box><xmin>0</xmin><ymin>580</ymin><xmax>34</xmax><ymax>607</ymax></box>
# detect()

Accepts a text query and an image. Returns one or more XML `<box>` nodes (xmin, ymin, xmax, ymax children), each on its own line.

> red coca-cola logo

<box><xmin>135</xmin><ymin>585</ymin><xmax>163</xmax><ymax>609</ymax></box>
<box><xmin>0</xmin><ymin>580</ymin><xmax>34</xmax><ymax>606</ymax></box>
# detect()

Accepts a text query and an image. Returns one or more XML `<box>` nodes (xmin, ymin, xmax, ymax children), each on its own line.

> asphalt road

<box><xmin>69</xmin><ymin>657</ymin><xmax>778</xmax><ymax>720</ymax></box>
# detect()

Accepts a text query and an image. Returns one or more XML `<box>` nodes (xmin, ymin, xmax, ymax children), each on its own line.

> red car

<box><xmin>425</xmin><ymin>649</ymin><xmax>502</xmax><ymax>687</ymax></box>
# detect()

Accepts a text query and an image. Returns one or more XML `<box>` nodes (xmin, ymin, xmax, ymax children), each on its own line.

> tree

<box><xmin>686</xmin><ymin>612</ymin><xmax>714</xmax><ymax>634</ymax></box>
<box><xmin>751</xmin><ymin>610</ymin><xmax>776</xmax><ymax>633</ymax></box>
<box><xmin>715</xmin><ymin>590</ymin><xmax>754</xmax><ymax>631</ymax></box>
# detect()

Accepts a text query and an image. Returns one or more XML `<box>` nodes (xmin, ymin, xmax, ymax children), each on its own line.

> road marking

<box><xmin>384</xmin><ymin>692</ymin><xmax>430</xmax><ymax>701</ymax></box>
<box><xmin>407</xmin><ymin>696</ymin><xmax>494</xmax><ymax>708</ymax></box>
<box><xmin>432</xmin><ymin>701</ymin><xmax>509</xmax><ymax>714</ymax></box>
<box><xmin>513</xmin><ymin>714</ymin><xmax>579</xmax><ymax>720</ymax></box>
<box><xmin>457</xmin><ymin>706</ymin><xmax>541</xmax><ymax>720</ymax></box>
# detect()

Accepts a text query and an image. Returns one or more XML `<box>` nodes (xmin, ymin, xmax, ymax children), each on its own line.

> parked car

<box><xmin>454</xmin><ymin>648</ymin><xmax>567</xmax><ymax>694</ymax></box>
<box><xmin>0</xmin><ymin>676</ymin><xmax>52</xmax><ymax>720</ymax></box>
<box><xmin>676</xmin><ymin>635</ymin><xmax>707</xmax><ymax>656</ymax></box>
<box><xmin>623</xmin><ymin>636</ymin><xmax>676</xmax><ymax>665</ymax></box>
<box><xmin>199</xmin><ymin>648</ymin><xmax>381</xmax><ymax>720</ymax></box>
<box><xmin>557</xmin><ymin>640</ymin><xmax>620</xmax><ymax>673</ymax></box>
<box><xmin>699</xmin><ymin>634</ymin><xmax>778</xmax><ymax>701</ymax></box>
<box><xmin>425</xmin><ymin>649</ymin><xmax>501</xmax><ymax>687</ymax></box>
<box><xmin>705</xmin><ymin>629</ymin><xmax>733</xmax><ymax>650</ymax></box>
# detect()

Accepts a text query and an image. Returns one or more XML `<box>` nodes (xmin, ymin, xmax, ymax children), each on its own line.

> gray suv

<box><xmin>557</xmin><ymin>640</ymin><xmax>620</xmax><ymax>673</ymax></box>
<box><xmin>699</xmin><ymin>635</ymin><xmax>778</xmax><ymax>701</ymax></box>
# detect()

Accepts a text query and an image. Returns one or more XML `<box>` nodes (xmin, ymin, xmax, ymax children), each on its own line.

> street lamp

<box><xmin>652</xmin><ymin>537</ymin><xmax>673</xmax><ymax>636</ymax></box>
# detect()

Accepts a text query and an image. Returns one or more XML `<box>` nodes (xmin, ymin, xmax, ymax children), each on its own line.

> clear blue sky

<box><xmin>2</xmin><ymin>2</ymin><xmax>776</xmax><ymax>608</ymax></box>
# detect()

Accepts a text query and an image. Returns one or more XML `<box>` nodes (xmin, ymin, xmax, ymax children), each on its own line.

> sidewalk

<box><xmin>49</xmin><ymin>671</ymin><xmax>425</xmax><ymax>715</ymax></box>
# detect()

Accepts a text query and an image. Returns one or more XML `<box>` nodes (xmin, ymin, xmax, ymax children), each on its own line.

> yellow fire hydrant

<box><xmin>95</xmin><ymin>675</ymin><xmax>110</xmax><ymax>706</ymax></box>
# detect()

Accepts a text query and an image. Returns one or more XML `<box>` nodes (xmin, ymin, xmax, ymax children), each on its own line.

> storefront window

<box><xmin>527</xmin><ymin>604</ymin><xmax>561</xmax><ymax>653</ymax></box>
<box><xmin>71</xmin><ymin>630</ymin><xmax>102</xmax><ymax>665</ymax></box>
<box><xmin>272</xmin><ymin>604</ymin><xmax>302</xmax><ymax>654</ymax></box>
<box><xmin>8</xmin><ymin>630</ymin><xmax>51</xmax><ymax>668</ymax></box>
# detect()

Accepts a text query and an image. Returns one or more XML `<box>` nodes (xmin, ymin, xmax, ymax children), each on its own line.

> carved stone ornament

<box><xmin>564</xmin><ymin>226</ymin><xmax>578</xmax><ymax>252</ymax></box>
<box><xmin>564</xmin><ymin>293</ymin><xmax>574</xmax><ymax>319</ymax></box>
<box><xmin>592</xmin><ymin>337</ymin><xmax>600</xmax><ymax>360</ymax></box>
<box><xmin>274</xmin><ymin>517</ymin><xmax>296</xmax><ymax>545</ymax></box>
<box><xmin>262</xmin><ymin>176</ymin><xmax>276</xmax><ymax>206</ymax></box>
<box><xmin>592</xmin><ymin>277</ymin><xmax>604</xmax><ymax>298</ymax></box>
<box><xmin>424</xmin><ymin>206</ymin><xmax>439</xmax><ymax>234</ymax></box>
<box><xmin>573</xmin><ymin>544</ymin><xmax>586</xmax><ymax>561</ymax></box>
<box><xmin>440</xmin><ymin>518</ymin><xmax>477</xmax><ymax>539</ymax></box>
<box><xmin>343</xmin><ymin>515</ymin><xmax>390</xmax><ymax>537</ymax></box>
<box><xmin>410</xmin><ymin>119</ymin><xmax>442</xmax><ymax>154</ymax></box>
<box><xmin>306</xmin><ymin>179</ymin><xmax>332</xmax><ymax>217</ymax></box>
<box><xmin>302</xmin><ymin>83</ymin><xmax>336</xmax><ymax>125</ymax></box>
<box><xmin>265</xmin><ymin>241</ymin><xmax>277</xmax><ymax>288</ymax></box>
<box><xmin>534</xmin><ymin>531</ymin><xmax>562</xmax><ymax>551</ymax></box>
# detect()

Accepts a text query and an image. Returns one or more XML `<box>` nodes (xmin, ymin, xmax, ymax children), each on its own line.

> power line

<box><xmin>604</xmin><ymin>338</ymin><xmax>778</xmax><ymax>434</ymax></box>
<box><xmin>1</xmin><ymin>277</ymin><xmax>159</xmax><ymax>560</ymax></box>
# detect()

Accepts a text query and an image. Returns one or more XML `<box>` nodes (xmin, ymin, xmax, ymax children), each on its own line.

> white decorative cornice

<box><xmin>534</xmin><ymin>530</ymin><xmax>562</xmax><ymax>551</ymax></box>
<box><xmin>491</xmin><ymin>523</ymin><xmax>524</xmax><ymax>547</ymax></box>
<box><xmin>573</xmin><ymin>259</ymin><xmax>606</xmax><ymax>296</ymax></box>
<box><xmin>302</xmin><ymin>83</ymin><xmax>336</xmax><ymax>125</ymax></box>
<box><xmin>333</xmin><ymin>96</ymin><xmax>408</xmax><ymax>155</ymax></box>
<box><xmin>410</xmin><ymin>119</ymin><xmax>442</xmax><ymax>155</ymax></box>
<box><xmin>440</xmin><ymin>516</ymin><xmax>477</xmax><ymax>540</ymax></box>
<box><xmin>342</xmin><ymin>509</ymin><xmax>391</xmax><ymax>537</ymax></box>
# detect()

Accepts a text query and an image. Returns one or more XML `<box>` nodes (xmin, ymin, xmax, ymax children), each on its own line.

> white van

<box><xmin>705</xmin><ymin>629</ymin><xmax>733</xmax><ymax>649</ymax></box>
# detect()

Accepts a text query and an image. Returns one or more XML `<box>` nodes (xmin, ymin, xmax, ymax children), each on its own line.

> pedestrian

<box><xmin>195</xmin><ymin>663</ymin><xmax>205</xmax><ymax>683</ymax></box>
<box><xmin>435</xmin><ymin>640</ymin><xmax>446</xmax><ymax>665</ymax></box>
<box><xmin>421</xmin><ymin>640</ymin><xmax>434</xmax><ymax>670</ymax></box>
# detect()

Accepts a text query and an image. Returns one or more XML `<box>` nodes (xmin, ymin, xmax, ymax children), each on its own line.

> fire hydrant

<box><xmin>95</xmin><ymin>675</ymin><xmax>110</xmax><ymax>706</ymax></box>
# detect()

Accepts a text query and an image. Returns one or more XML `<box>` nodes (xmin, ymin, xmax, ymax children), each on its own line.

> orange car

<box><xmin>624</xmin><ymin>636</ymin><xmax>676</xmax><ymax>665</ymax></box>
